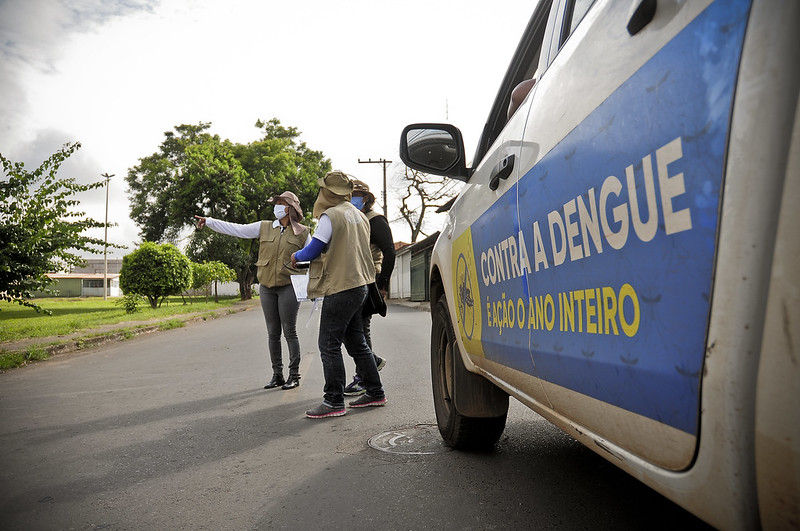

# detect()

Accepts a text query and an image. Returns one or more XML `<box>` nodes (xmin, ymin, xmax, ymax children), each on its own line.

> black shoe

<box><xmin>264</xmin><ymin>375</ymin><xmax>285</xmax><ymax>389</ymax></box>
<box><xmin>281</xmin><ymin>376</ymin><xmax>301</xmax><ymax>390</ymax></box>
<box><xmin>344</xmin><ymin>375</ymin><xmax>366</xmax><ymax>396</ymax></box>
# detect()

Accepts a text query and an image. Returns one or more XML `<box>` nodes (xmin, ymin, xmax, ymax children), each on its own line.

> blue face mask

<box><xmin>351</xmin><ymin>196</ymin><xmax>365</xmax><ymax>210</ymax></box>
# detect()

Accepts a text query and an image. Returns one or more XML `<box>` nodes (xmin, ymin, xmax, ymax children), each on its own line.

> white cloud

<box><xmin>1</xmin><ymin>0</ymin><xmax>536</xmax><ymax>250</ymax></box>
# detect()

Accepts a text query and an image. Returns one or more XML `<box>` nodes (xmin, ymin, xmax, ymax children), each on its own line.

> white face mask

<box><xmin>274</xmin><ymin>204</ymin><xmax>288</xmax><ymax>220</ymax></box>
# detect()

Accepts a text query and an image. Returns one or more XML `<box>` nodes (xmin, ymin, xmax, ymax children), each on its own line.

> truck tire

<box><xmin>431</xmin><ymin>295</ymin><xmax>508</xmax><ymax>450</ymax></box>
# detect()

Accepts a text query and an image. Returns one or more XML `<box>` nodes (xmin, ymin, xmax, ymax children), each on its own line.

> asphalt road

<box><xmin>0</xmin><ymin>301</ymin><xmax>710</xmax><ymax>530</ymax></box>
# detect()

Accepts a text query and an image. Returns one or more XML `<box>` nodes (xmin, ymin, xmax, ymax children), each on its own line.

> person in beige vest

<box><xmin>343</xmin><ymin>179</ymin><xmax>396</xmax><ymax>396</ymax></box>
<box><xmin>194</xmin><ymin>191</ymin><xmax>310</xmax><ymax>390</ymax></box>
<box><xmin>291</xmin><ymin>171</ymin><xmax>387</xmax><ymax>418</ymax></box>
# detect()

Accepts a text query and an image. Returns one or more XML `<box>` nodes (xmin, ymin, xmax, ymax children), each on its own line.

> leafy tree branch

<box><xmin>1</xmin><ymin>142</ymin><xmax>123</xmax><ymax>314</ymax></box>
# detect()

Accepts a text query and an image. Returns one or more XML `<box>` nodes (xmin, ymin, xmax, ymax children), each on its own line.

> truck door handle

<box><xmin>627</xmin><ymin>0</ymin><xmax>656</xmax><ymax>36</ymax></box>
<box><xmin>489</xmin><ymin>154</ymin><xmax>515</xmax><ymax>191</ymax></box>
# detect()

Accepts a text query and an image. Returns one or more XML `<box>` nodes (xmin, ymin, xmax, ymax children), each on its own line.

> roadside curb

<box><xmin>387</xmin><ymin>299</ymin><xmax>431</xmax><ymax>312</ymax></box>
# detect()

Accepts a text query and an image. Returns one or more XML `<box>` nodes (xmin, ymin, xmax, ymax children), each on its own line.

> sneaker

<box><xmin>344</xmin><ymin>375</ymin><xmax>366</xmax><ymax>396</ymax></box>
<box><xmin>348</xmin><ymin>394</ymin><xmax>387</xmax><ymax>408</ymax></box>
<box><xmin>375</xmin><ymin>356</ymin><xmax>387</xmax><ymax>371</ymax></box>
<box><xmin>305</xmin><ymin>403</ymin><xmax>346</xmax><ymax>419</ymax></box>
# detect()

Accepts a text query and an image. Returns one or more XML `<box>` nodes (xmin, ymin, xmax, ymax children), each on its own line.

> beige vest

<box><xmin>307</xmin><ymin>202</ymin><xmax>375</xmax><ymax>299</ymax></box>
<box><xmin>365</xmin><ymin>210</ymin><xmax>384</xmax><ymax>274</ymax></box>
<box><xmin>255</xmin><ymin>221</ymin><xmax>309</xmax><ymax>288</ymax></box>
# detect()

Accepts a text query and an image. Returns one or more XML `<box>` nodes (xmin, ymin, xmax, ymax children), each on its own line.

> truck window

<box><xmin>562</xmin><ymin>0</ymin><xmax>595</xmax><ymax>41</ymax></box>
<box><xmin>472</xmin><ymin>1</ymin><xmax>552</xmax><ymax>169</ymax></box>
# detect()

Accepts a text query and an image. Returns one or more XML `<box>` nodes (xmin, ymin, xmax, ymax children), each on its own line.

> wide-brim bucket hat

<box><xmin>268</xmin><ymin>191</ymin><xmax>303</xmax><ymax>220</ymax></box>
<box><xmin>351</xmin><ymin>179</ymin><xmax>375</xmax><ymax>204</ymax></box>
<box><xmin>317</xmin><ymin>171</ymin><xmax>354</xmax><ymax>196</ymax></box>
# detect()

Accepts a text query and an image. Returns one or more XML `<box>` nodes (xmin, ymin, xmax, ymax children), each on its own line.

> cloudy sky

<box><xmin>1</xmin><ymin>0</ymin><xmax>535</xmax><ymax>256</ymax></box>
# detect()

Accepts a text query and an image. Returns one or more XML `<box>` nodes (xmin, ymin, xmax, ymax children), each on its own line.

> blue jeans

<box><xmin>259</xmin><ymin>283</ymin><xmax>301</xmax><ymax>377</ymax></box>
<box><xmin>318</xmin><ymin>285</ymin><xmax>385</xmax><ymax>408</ymax></box>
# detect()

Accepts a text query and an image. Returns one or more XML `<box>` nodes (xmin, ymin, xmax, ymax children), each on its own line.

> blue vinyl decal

<box><xmin>467</xmin><ymin>0</ymin><xmax>750</xmax><ymax>435</ymax></box>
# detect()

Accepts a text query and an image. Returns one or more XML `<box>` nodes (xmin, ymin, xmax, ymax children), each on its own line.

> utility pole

<box><xmin>357</xmin><ymin>158</ymin><xmax>392</xmax><ymax>218</ymax></box>
<box><xmin>101</xmin><ymin>173</ymin><xmax>114</xmax><ymax>300</ymax></box>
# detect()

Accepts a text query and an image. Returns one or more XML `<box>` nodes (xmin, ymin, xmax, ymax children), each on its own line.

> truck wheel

<box><xmin>431</xmin><ymin>295</ymin><xmax>507</xmax><ymax>450</ymax></box>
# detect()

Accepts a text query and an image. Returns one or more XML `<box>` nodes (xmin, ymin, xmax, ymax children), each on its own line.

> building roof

<box><xmin>409</xmin><ymin>232</ymin><xmax>440</xmax><ymax>254</ymax></box>
<box><xmin>46</xmin><ymin>273</ymin><xmax>121</xmax><ymax>280</ymax></box>
<box><xmin>395</xmin><ymin>232</ymin><xmax>441</xmax><ymax>256</ymax></box>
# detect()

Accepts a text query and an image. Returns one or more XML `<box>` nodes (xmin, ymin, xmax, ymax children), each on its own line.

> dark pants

<box><xmin>259</xmin><ymin>283</ymin><xmax>301</xmax><ymax>378</ymax></box>
<box><xmin>352</xmin><ymin>311</ymin><xmax>381</xmax><ymax>378</ymax></box>
<box><xmin>318</xmin><ymin>285</ymin><xmax>385</xmax><ymax>408</ymax></box>
<box><xmin>363</xmin><ymin>312</ymin><xmax>373</xmax><ymax>349</ymax></box>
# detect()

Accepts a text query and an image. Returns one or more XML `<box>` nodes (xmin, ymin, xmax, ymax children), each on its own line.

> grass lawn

<box><xmin>0</xmin><ymin>296</ymin><xmax>243</xmax><ymax>343</ymax></box>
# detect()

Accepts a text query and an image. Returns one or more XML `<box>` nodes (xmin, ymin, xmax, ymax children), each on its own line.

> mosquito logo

<box><xmin>455</xmin><ymin>253</ymin><xmax>475</xmax><ymax>340</ymax></box>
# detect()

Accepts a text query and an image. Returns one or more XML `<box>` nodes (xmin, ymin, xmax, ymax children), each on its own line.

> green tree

<box><xmin>191</xmin><ymin>261</ymin><xmax>213</xmax><ymax>299</ymax></box>
<box><xmin>0</xmin><ymin>142</ymin><xmax>121</xmax><ymax>314</ymax></box>
<box><xmin>191</xmin><ymin>260</ymin><xmax>235</xmax><ymax>302</ymax></box>
<box><xmin>235</xmin><ymin>119</ymin><xmax>327</xmax><ymax>217</ymax></box>
<box><xmin>119</xmin><ymin>242</ymin><xmax>192</xmax><ymax>309</ymax></box>
<box><xmin>127</xmin><ymin>118</ymin><xmax>330</xmax><ymax>299</ymax></box>
<box><xmin>205</xmin><ymin>260</ymin><xmax>236</xmax><ymax>302</ymax></box>
<box><xmin>187</xmin><ymin>229</ymin><xmax>253</xmax><ymax>298</ymax></box>
<box><xmin>126</xmin><ymin>123</ymin><xmax>248</xmax><ymax>243</ymax></box>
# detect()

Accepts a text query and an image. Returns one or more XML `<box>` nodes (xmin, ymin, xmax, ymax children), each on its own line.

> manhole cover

<box><xmin>368</xmin><ymin>424</ymin><xmax>453</xmax><ymax>455</ymax></box>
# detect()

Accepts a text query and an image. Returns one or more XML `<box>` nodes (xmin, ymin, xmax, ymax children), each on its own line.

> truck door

<box><xmin>518</xmin><ymin>0</ymin><xmax>752</xmax><ymax>470</ymax></box>
<box><xmin>448</xmin><ymin>2</ymin><xmax>554</xmax><ymax>397</ymax></box>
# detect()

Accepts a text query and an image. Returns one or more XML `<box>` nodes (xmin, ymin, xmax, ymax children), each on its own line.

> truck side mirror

<box><xmin>399</xmin><ymin>123</ymin><xmax>471</xmax><ymax>181</ymax></box>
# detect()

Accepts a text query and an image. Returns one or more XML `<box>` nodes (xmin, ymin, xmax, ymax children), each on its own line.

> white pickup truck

<box><xmin>399</xmin><ymin>0</ymin><xmax>798</xmax><ymax>528</ymax></box>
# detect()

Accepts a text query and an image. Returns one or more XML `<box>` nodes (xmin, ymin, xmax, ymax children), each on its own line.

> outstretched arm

<box><xmin>194</xmin><ymin>215</ymin><xmax>260</xmax><ymax>239</ymax></box>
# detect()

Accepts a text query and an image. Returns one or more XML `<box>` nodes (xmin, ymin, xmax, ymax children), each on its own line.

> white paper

<box><xmin>290</xmin><ymin>273</ymin><xmax>310</xmax><ymax>301</ymax></box>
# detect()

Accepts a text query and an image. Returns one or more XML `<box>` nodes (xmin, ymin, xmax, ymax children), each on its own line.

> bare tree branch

<box><xmin>393</xmin><ymin>166</ymin><xmax>459</xmax><ymax>243</ymax></box>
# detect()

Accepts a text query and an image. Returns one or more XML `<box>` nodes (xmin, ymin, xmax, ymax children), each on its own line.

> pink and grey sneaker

<box><xmin>348</xmin><ymin>394</ymin><xmax>387</xmax><ymax>408</ymax></box>
<box><xmin>305</xmin><ymin>403</ymin><xmax>346</xmax><ymax>419</ymax></box>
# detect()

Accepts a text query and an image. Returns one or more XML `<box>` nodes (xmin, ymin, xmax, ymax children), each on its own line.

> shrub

<box><xmin>119</xmin><ymin>242</ymin><xmax>192</xmax><ymax>309</ymax></box>
<box><xmin>191</xmin><ymin>260</ymin><xmax>236</xmax><ymax>302</ymax></box>
<box><xmin>115</xmin><ymin>293</ymin><xmax>145</xmax><ymax>314</ymax></box>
